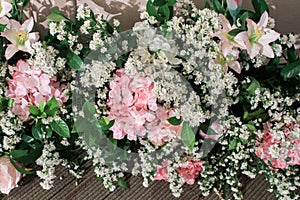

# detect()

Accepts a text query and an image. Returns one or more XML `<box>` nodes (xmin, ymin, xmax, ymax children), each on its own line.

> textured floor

<box><xmin>0</xmin><ymin>161</ymin><xmax>278</xmax><ymax>200</ymax></box>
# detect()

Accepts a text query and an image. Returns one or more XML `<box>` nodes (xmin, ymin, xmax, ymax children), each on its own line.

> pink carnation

<box><xmin>107</xmin><ymin>69</ymin><xmax>181</xmax><ymax>144</ymax></box>
<box><xmin>255</xmin><ymin>120</ymin><xmax>300</xmax><ymax>170</ymax></box>
<box><xmin>5</xmin><ymin>60</ymin><xmax>68</xmax><ymax>121</ymax></box>
<box><xmin>154</xmin><ymin>160</ymin><xmax>204</xmax><ymax>185</ymax></box>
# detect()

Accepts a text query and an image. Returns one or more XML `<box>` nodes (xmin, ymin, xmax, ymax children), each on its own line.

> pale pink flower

<box><xmin>107</xmin><ymin>69</ymin><xmax>181</xmax><ymax>143</ymax></box>
<box><xmin>255</xmin><ymin>120</ymin><xmax>300</xmax><ymax>170</ymax></box>
<box><xmin>153</xmin><ymin>161</ymin><xmax>169</xmax><ymax>182</ymax></box>
<box><xmin>214</xmin><ymin>14</ymin><xmax>246</xmax><ymax>57</ymax></box>
<box><xmin>1</xmin><ymin>17</ymin><xmax>39</xmax><ymax>60</ymax></box>
<box><xmin>177</xmin><ymin>161</ymin><xmax>204</xmax><ymax>185</ymax></box>
<box><xmin>5</xmin><ymin>60</ymin><xmax>68</xmax><ymax>121</ymax></box>
<box><xmin>235</xmin><ymin>11</ymin><xmax>280</xmax><ymax>59</ymax></box>
<box><xmin>0</xmin><ymin>0</ymin><xmax>12</xmax><ymax>18</ymax></box>
<box><xmin>0</xmin><ymin>157</ymin><xmax>22</xmax><ymax>194</ymax></box>
<box><xmin>215</xmin><ymin>50</ymin><xmax>242</xmax><ymax>74</ymax></box>
<box><xmin>154</xmin><ymin>160</ymin><xmax>204</xmax><ymax>185</ymax></box>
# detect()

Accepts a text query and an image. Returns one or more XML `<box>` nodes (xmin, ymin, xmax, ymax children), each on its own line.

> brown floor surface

<box><xmin>0</xmin><ymin>161</ymin><xmax>278</xmax><ymax>200</ymax></box>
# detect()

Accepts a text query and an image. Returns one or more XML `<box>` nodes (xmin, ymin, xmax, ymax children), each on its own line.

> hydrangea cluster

<box><xmin>107</xmin><ymin>69</ymin><xmax>181</xmax><ymax>145</ymax></box>
<box><xmin>255</xmin><ymin>117</ymin><xmax>300</xmax><ymax>169</ymax></box>
<box><xmin>5</xmin><ymin>60</ymin><xmax>68</xmax><ymax>121</ymax></box>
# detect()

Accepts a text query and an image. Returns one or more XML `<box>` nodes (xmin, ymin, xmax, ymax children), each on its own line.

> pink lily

<box><xmin>0</xmin><ymin>0</ymin><xmax>12</xmax><ymax>18</ymax></box>
<box><xmin>214</xmin><ymin>14</ymin><xmax>246</xmax><ymax>56</ymax></box>
<box><xmin>1</xmin><ymin>17</ymin><xmax>39</xmax><ymax>60</ymax></box>
<box><xmin>215</xmin><ymin>49</ymin><xmax>242</xmax><ymax>74</ymax></box>
<box><xmin>235</xmin><ymin>11</ymin><xmax>280</xmax><ymax>59</ymax></box>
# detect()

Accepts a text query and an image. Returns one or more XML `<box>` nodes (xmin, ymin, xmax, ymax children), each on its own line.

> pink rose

<box><xmin>0</xmin><ymin>157</ymin><xmax>22</xmax><ymax>194</ymax></box>
<box><xmin>177</xmin><ymin>161</ymin><xmax>204</xmax><ymax>185</ymax></box>
<box><xmin>153</xmin><ymin>161</ymin><xmax>169</xmax><ymax>182</ymax></box>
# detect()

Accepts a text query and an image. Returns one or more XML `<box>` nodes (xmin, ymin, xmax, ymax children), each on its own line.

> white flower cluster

<box><xmin>36</xmin><ymin>141</ymin><xmax>60</xmax><ymax>190</ymax></box>
<box><xmin>280</xmin><ymin>34</ymin><xmax>296</xmax><ymax>48</ymax></box>
<box><xmin>199</xmin><ymin>116</ymin><xmax>258</xmax><ymax>200</ymax></box>
<box><xmin>76</xmin><ymin>4</ymin><xmax>91</xmax><ymax>20</ymax></box>
<box><xmin>82</xmin><ymin>141</ymin><xmax>127</xmax><ymax>191</ymax></box>
<box><xmin>28</xmin><ymin>42</ymin><xmax>66</xmax><ymax>76</ymax></box>
<box><xmin>61</xmin><ymin>159</ymin><xmax>84</xmax><ymax>179</ymax></box>
<box><xmin>49</xmin><ymin>20</ymin><xmax>67</xmax><ymax>41</ymax></box>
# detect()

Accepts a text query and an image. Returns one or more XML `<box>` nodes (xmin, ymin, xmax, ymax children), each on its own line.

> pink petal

<box><xmin>246</xmin><ymin>19</ymin><xmax>257</xmax><ymax>34</ymax></box>
<box><xmin>1</xmin><ymin>29</ymin><xmax>17</xmax><ymax>44</ymax></box>
<box><xmin>258</xmin><ymin>11</ymin><xmax>268</xmax><ymax>29</ymax></box>
<box><xmin>21</xmin><ymin>17</ymin><xmax>34</xmax><ymax>32</ymax></box>
<box><xmin>8</xmin><ymin>19</ymin><xmax>21</xmax><ymax>30</ymax></box>
<box><xmin>5</xmin><ymin>44</ymin><xmax>19</xmax><ymax>60</ymax></box>
<box><xmin>235</xmin><ymin>31</ymin><xmax>248</xmax><ymax>42</ymax></box>
<box><xmin>229</xmin><ymin>60</ymin><xmax>241</xmax><ymax>74</ymax></box>
<box><xmin>247</xmin><ymin>42</ymin><xmax>261</xmax><ymax>59</ymax></box>
<box><xmin>0</xmin><ymin>1</ymin><xmax>12</xmax><ymax>18</ymax></box>
<box><xmin>262</xmin><ymin>44</ymin><xmax>275</xmax><ymax>58</ymax></box>
<box><xmin>219</xmin><ymin>14</ymin><xmax>231</xmax><ymax>31</ymax></box>
<box><xmin>259</xmin><ymin>29</ymin><xmax>280</xmax><ymax>44</ymax></box>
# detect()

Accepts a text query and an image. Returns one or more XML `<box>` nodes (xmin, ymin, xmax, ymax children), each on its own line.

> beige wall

<box><xmin>28</xmin><ymin>0</ymin><xmax>300</xmax><ymax>37</ymax></box>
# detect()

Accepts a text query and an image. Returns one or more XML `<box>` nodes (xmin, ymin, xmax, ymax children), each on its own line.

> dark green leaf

<box><xmin>9</xmin><ymin>156</ymin><xmax>35</xmax><ymax>175</ymax></box>
<box><xmin>212</xmin><ymin>0</ymin><xmax>225</xmax><ymax>14</ymax></box>
<box><xmin>204</xmin><ymin>0</ymin><xmax>211</xmax><ymax>9</ymax></box>
<box><xmin>50</xmin><ymin>119</ymin><xmax>70</xmax><ymax>138</ymax></box>
<box><xmin>167</xmin><ymin>117</ymin><xmax>182</xmax><ymax>126</ymax></box>
<box><xmin>181</xmin><ymin>122</ymin><xmax>195</xmax><ymax>151</ymax></box>
<box><xmin>147</xmin><ymin>1</ymin><xmax>158</xmax><ymax>17</ymax></box>
<box><xmin>251</xmin><ymin>0</ymin><xmax>269</xmax><ymax>15</ymax></box>
<box><xmin>287</xmin><ymin>47</ymin><xmax>298</xmax><ymax>63</ymax></box>
<box><xmin>39</xmin><ymin>100</ymin><xmax>45</xmax><ymax>113</ymax></box>
<box><xmin>0</xmin><ymin>98</ymin><xmax>8</xmax><ymax>111</ymax></box>
<box><xmin>158</xmin><ymin>4</ymin><xmax>170</xmax><ymax>20</ymax></box>
<box><xmin>44</xmin><ymin>97</ymin><xmax>59</xmax><ymax>117</ymax></box>
<box><xmin>228</xmin><ymin>28</ymin><xmax>244</xmax><ymax>37</ymax></box>
<box><xmin>280</xmin><ymin>60</ymin><xmax>300</xmax><ymax>80</ymax></box>
<box><xmin>167</xmin><ymin>0</ymin><xmax>177</xmax><ymax>6</ymax></box>
<box><xmin>246</xmin><ymin>78</ymin><xmax>260</xmax><ymax>95</ymax></box>
<box><xmin>152</xmin><ymin>0</ymin><xmax>167</xmax><ymax>6</ymax></box>
<box><xmin>32</xmin><ymin>121</ymin><xmax>44</xmax><ymax>140</ymax></box>
<box><xmin>66</xmin><ymin>51</ymin><xmax>83</xmax><ymax>70</ymax></box>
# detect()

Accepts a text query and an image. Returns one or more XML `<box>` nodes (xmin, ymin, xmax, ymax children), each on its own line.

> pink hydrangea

<box><xmin>107</xmin><ymin>69</ymin><xmax>181</xmax><ymax>144</ymax></box>
<box><xmin>255</xmin><ymin>119</ymin><xmax>300</xmax><ymax>170</ymax></box>
<box><xmin>5</xmin><ymin>60</ymin><xmax>68</xmax><ymax>121</ymax></box>
<box><xmin>154</xmin><ymin>160</ymin><xmax>204</xmax><ymax>185</ymax></box>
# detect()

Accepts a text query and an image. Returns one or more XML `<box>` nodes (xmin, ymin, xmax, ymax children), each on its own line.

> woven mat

<box><xmin>0</xmin><ymin>162</ymin><xmax>277</xmax><ymax>200</ymax></box>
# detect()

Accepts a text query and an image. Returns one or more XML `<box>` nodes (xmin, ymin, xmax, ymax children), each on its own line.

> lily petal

<box><xmin>5</xmin><ymin>44</ymin><xmax>19</xmax><ymax>60</ymax></box>
<box><xmin>1</xmin><ymin>29</ymin><xmax>17</xmax><ymax>44</ymax></box>
<box><xmin>21</xmin><ymin>17</ymin><xmax>34</xmax><ymax>32</ymax></box>
<box><xmin>259</xmin><ymin>29</ymin><xmax>280</xmax><ymax>44</ymax></box>
<box><xmin>228</xmin><ymin>60</ymin><xmax>241</xmax><ymax>74</ymax></box>
<box><xmin>0</xmin><ymin>1</ymin><xmax>12</xmax><ymax>18</ymax></box>
<box><xmin>9</xmin><ymin>19</ymin><xmax>21</xmax><ymax>30</ymax></box>
<box><xmin>219</xmin><ymin>14</ymin><xmax>232</xmax><ymax>31</ymax></box>
<box><xmin>246</xmin><ymin>18</ymin><xmax>257</xmax><ymax>34</ymax></box>
<box><xmin>262</xmin><ymin>44</ymin><xmax>275</xmax><ymax>58</ymax></box>
<box><xmin>258</xmin><ymin>11</ymin><xmax>268</xmax><ymax>29</ymax></box>
<box><xmin>248</xmin><ymin>42</ymin><xmax>261</xmax><ymax>59</ymax></box>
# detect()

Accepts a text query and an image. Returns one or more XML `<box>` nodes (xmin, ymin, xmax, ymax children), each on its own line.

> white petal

<box><xmin>262</xmin><ymin>45</ymin><xmax>275</xmax><ymax>58</ymax></box>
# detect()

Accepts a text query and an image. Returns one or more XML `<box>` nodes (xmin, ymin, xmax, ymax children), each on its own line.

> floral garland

<box><xmin>0</xmin><ymin>0</ymin><xmax>299</xmax><ymax>199</ymax></box>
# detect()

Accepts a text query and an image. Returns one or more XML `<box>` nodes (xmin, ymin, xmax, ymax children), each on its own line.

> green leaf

<box><xmin>28</xmin><ymin>105</ymin><xmax>41</xmax><ymax>116</ymax></box>
<box><xmin>50</xmin><ymin>119</ymin><xmax>70</xmax><ymax>138</ymax></box>
<box><xmin>229</xmin><ymin>138</ymin><xmax>237</xmax><ymax>150</ymax></box>
<box><xmin>66</xmin><ymin>51</ymin><xmax>83</xmax><ymax>70</ymax></box>
<box><xmin>0</xmin><ymin>24</ymin><xmax>6</xmax><ymax>32</ymax></box>
<box><xmin>152</xmin><ymin>0</ymin><xmax>167</xmax><ymax>6</ymax></box>
<box><xmin>8</xmin><ymin>99</ymin><xmax>14</xmax><ymax>107</ymax></box>
<box><xmin>9</xmin><ymin>156</ymin><xmax>35</xmax><ymax>175</ymax></box>
<box><xmin>158</xmin><ymin>4</ymin><xmax>170</xmax><ymax>20</ymax></box>
<box><xmin>147</xmin><ymin>1</ymin><xmax>158</xmax><ymax>17</ymax></box>
<box><xmin>204</xmin><ymin>0</ymin><xmax>211</xmax><ymax>9</ymax></box>
<box><xmin>83</xmin><ymin>101</ymin><xmax>96</xmax><ymax>119</ymax></box>
<box><xmin>212</xmin><ymin>0</ymin><xmax>225</xmax><ymax>14</ymax></box>
<box><xmin>32</xmin><ymin>121</ymin><xmax>44</xmax><ymax>140</ymax></box>
<box><xmin>44</xmin><ymin>97</ymin><xmax>59</xmax><ymax>117</ymax></box>
<box><xmin>39</xmin><ymin>100</ymin><xmax>45</xmax><ymax>113</ymax></box>
<box><xmin>167</xmin><ymin>0</ymin><xmax>177</xmax><ymax>6</ymax></box>
<box><xmin>0</xmin><ymin>98</ymin><xmax>8</xmax><ymax>111</ymax></box>
<box><xmin>287</xmin><ymin>47</ymin><xmax>298</xmax><ymax>63</ymax></box>
<box><xmin>181</xmin><ymin>122</ymin><xmax>195</xmax><ymax>151</ymax></box>
<box><xmin>280</xmin><ymin>60</ymin><xmax>300</xmax><ymax>80</ymax></box>
<box><xmin>117</xmin><ymin>178</ymin><xmax>128</xmax><ymax>189</ymax></box>
<box><xmin>251</xmin><ymin>0</ymin><xmax>269</xmax><ymax>15</ymax></box>
<box><xmin>47</xmin><ymin>8</ymin><xmax>69</xmax><ymax>22</ymax></box>
<box><xmin>167</xmin><ymin>117</ymin><xmax>182</xmax><ymax>126</ymax></box>
<box><xmin>246</xmin><ymin>78</ymin><xmax>260</xmax><ymax>95</ymax></box>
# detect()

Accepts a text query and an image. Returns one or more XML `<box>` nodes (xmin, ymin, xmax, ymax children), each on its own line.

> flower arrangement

<box><xmin>0</xmin><ymin>0</ymin><xmax>299</xmax><ymax>199</ymax></box>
